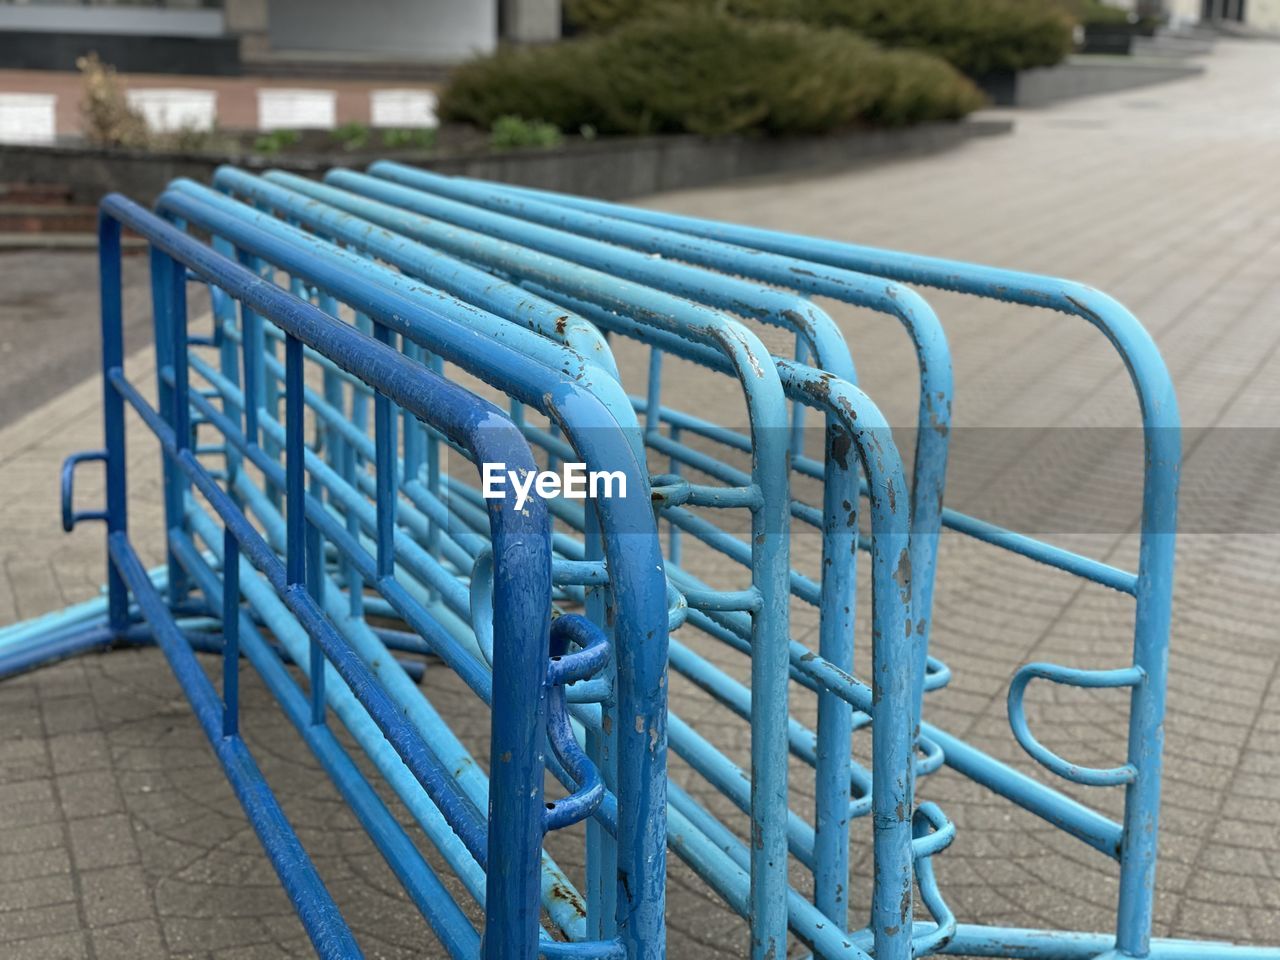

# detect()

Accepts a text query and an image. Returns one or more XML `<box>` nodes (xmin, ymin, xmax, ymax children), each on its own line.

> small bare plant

<box><xmin>77</xmin><ymin>52</ymin><xmax>150</xmax><ymax>149</ymax></box>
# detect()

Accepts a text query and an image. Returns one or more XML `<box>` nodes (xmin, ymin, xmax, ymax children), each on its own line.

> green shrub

<box><xmin>799</xmin><ymin>0</ymin><xmax>1074</xmax><ymax>75</ymax></box>
<box><xmin>442</xmin><ymin>13</ymin><xmax>984</xmax><ymax>138</ymax></box>
<box><xmin>253</xmin><ymin>129</ymin><xmax>300</xmax><ymax>155</ymax></box>
<box><xmin>381</xmin><ymin>127</ymin><xmax>438</xmax><ymax>150</ymax></box>
<box><xmin>490</xmin><ymin>115</ymin><xmax>564</xmax><ymax>150</ymax></box>
<box><xmin>565</xmin><ymin>0</ymin><xmax>801</xmax><ymax>32</ymax></box>
<box><xmin>563</xmin><ymin>0</ymin><xmax>1075</xmax><ymax>76</ymax></box>
<box><xmin>331</xmin><ymin>121</ymin><xmax>370</xmax><ymax>151</ymax></box>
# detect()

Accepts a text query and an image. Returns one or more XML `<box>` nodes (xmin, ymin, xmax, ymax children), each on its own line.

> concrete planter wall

<box><xmin>979</xmin><ymin>55</ymin><xmax>1203</xmax><ymax>108</ymax></box>
<box><xmin>0</xmin><ymin>119</ymin><xmax>1012</xmax><ymax>207</ymax></box>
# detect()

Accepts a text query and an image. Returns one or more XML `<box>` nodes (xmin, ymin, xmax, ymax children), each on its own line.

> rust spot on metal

<box><xmin>549</xmin><ymin>880</ymin><xmax>588</xmax><ymax>919</ymax></box>
<box><xmin>830</xmin><ymin>428</ymin><xmax>852</xmax><ymax>471</ymax></box>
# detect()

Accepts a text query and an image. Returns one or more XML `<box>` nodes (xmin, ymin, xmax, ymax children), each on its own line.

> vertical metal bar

<box><xmin>98</xmin><ymin>213</ymin><xmax>129</xmax><ymax>635</ymax></box>
<box><xmin>211</xmin><ymin>236</ymin><xmax>244</xmax><ymax>488</ymax></box>
<box><xmin>285</xmin><ymin>334</ymin><xmax>305</xmax><ymax>587</ymax></box>
<box><xmin>222</xmin><ymin>526</ymin><xmax>240</xmax><ymax>739</ymax></box>
<box><xmin>668</xmin><ymin>423</ymin><xmax>682</xmax><ymax>566</ymax></box>
<box><xmin>284</xmin><ymin>333</ymin><xmax>323</xmax><ymax>723</ymax></box>
<box><xmin>258</xmin><ymin>253</ymin><xmax>284</xmax><ymax>511</ymax></box>
<box><xmin>373</xmin><ymin>323</ymin><xmax>396</xmax><ymax>581</ymax></box>
<box><xmin>150</xmin><ymin>247</ymin><xmax>182</xmax><ymax>607</ymax></box>
<box><xmin>166</xmin><ymin>250</ymin><xmax>193</xmax><ymax>610</ymax></box>
<box><xmin>1115</xmin><ymin>440</ymin><xmax>1179</xmax><ymax>956</ymax></box>
<box><xmin>790</xmin><ymin>334</ymin><xmax>808</xmax><ymax>460</ymax></box>
<box><xmin>241</xmin><ymin>301</ymin><xmax>262</xmax><ymax>445</ymax></box>
<box><xmin>425</xmin><ymin>350</ymin><xmax>444</xmax><ymax>592</ymax></box>
<box><xmin>315</xmin><ymin>292</ymin><xmax>359</xmax><ymax>618</ymax></box>
<box><xmin>751</xmin><ymin>424</ymin><xmax>792</xmax><ymax>960</ymax></box>
<box><xmin>583</xmin><ymin>505</ymin><xmax>614</xmax><ymax>942</ymax></box>
<box><xmin>814</xmin><ymin>420</ymin><xmax>855</xmax><ymax>930</ymax></box>
<box><xmin>305</xmin><ymin>516</ymin><xmax>326</xmax><ymax>727</ymax></box>
<box><xmin>483</xmin><ymin>490</ymin><xmax>552</xmax><ymax>960</ymax></box>
<box><xmin>402</xmin><ymin>338</ymin><xmax>425</xmax><ymax>484</ymax></box>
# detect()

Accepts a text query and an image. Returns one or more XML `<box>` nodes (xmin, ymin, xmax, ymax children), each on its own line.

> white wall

<box><xmin>268</xmin><ymin>0</ymin><xmax>496</xmax><ymax>63</ymax></box>
<box><xmin>1249</xmin><ymin>0</ymin><xmax>1280</xmax><ymax>30</ymax></box>
<box><xmin>1164</xmin><ymin>0</ymin><xmax>1202</xmax><ymax>25</ymax></box>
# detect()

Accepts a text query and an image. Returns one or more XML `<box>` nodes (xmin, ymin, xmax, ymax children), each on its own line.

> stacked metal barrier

<box><xmin>1</xmin><ymin>163</ymin><xmax>1277</xmax><ymax>960</ymax></box>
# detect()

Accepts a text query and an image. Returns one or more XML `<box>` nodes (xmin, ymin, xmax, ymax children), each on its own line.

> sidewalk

<box><xmin>2</xmin><ymin>39</ymin><xmax>1279</xmax><ymax>960</ymax></box>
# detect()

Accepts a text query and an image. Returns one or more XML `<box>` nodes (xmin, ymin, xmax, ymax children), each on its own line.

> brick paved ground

<box><xmin>1</xmin><ymin>39</ymin><xmax>1278</xmax><ymax>960</ymax></box>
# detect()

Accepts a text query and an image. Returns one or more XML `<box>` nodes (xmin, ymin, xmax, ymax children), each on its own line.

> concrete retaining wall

<box><xmin>0</xmin><ymin>119</ymin><xmax>1012</xmax><ymax>207</ymax></box>
<box><xmin>981</xmin><ymin>55</ymin><xmax>1204</xmax><ymax>107</ymax></box>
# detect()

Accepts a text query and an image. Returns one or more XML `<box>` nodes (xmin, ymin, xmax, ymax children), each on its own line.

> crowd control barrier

<box><xmin>0</xmin><ymin>164</ymin><xmax>1274</xmax><ymax>960</ymax></box>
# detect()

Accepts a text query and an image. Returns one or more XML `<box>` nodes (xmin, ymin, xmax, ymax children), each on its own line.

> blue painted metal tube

<box><xmin>177</xmin><ymin>368</ymin><xmax>600</xmax><ymax>935</ymax></box>
<box><xmin>168</xmin><ymin>530</ymin><xmax>482</xmax><ymax>957</ymax></box>
<box><xmin>939</xmin><ymin>509</ymin><xmax>1138</xmax><ymax>595</ymax></box>
<box><xmin>920</xmin><ymin>723</ymin><xmax>1124</xmax><ymax>859</ymax></box>
<box><xmin>455</xmin><ymin>317</ymin><xmax>909</xmax><ymax>952</ymax></box>
<box><xmin>152</xmin><ymin>190</ymin><xmax>668</xmax><ymax>960</ymax></box>
<box><xmin>164</xmin><ymin>180</ymin><xmax>644</xmax><ymax>466</ymax></box>
<box><xmin>196</xmin><ymin>344</ymin><xmax>483</xmax><ymax>582</ymax></box>
<box><xmin>207</xmin><ymin>324</ymin><xmax>490</xmax><ymax>578</ymax></box>
<box><xmin>198</xmin><ymin>475</ymin><xmax>595</xmax><ymax>942</ymax></box>
<box><xmin>180</xmin><ymin>358</ymin><xmax>479</xmax><ymax>656</ymax></box>
<box><xmin>98</xmin><ymin>212</ymin><xmax>130</xmax><ymax>637</ymax></box>
<box><xmin>937</xmin><ymin>925</ymin><xmax>1280</xmax><ymax>959</ymax></box>
<box><xmin>355</xmin><ymin>165</ymin><xmax>856</xmax><ymax>381</ymax></box>
<box><xmin>503</xmin><ymin>264</ymin><xmax>919</xmax><ymax>943</ymax></box>
<box><xmin>484</xmin><ymin>187</ymin><xmax>1185</xmax><ymax>956</ymax></box>
<box><xmin>666</xmin><ymin>784</ymin><xmax>874</xmax><ymax>960</ymax></box>
<box><xmin>184</xmin><ymin>499</ymin><xmax>489</xmax><ymax>915</ymax></box>
<box><xmin>394</xmin><ymin>168</ymin><xmax>950</xmax><ymax>690</ymax></box>
<box><xmin>108</xmin><ymin>530</ymin><xmax>363</xmax><ymax>959</ymax></box>
<box><xmin>0</xmin><ymin>578</ymin><xmax>153</xmax><ymax>648</ymax></box>
<box><xmin>112</xmin><ymin>361</ymin><xmax>494</xmax><ymax>868</ymax></box>
<box><xmin>101</xmin><ymin>196</ymin><xmax>575</xmax><ymax>959</ymax></box>
<box><xmin>182</xmin><ymin>356</ymin><xmax>602</xmax><ymax>938</ymax></box>
<box><xmin>0</xmin><ymin>622</ymin><xmax>117</xmax><ymax>678</ymax></box>
<box><xmin>446</xmin><ymin>321</ymin><xmax>916</xmax><ymax>956</ymax></box>
<box><xmin>211</xmin><ymin>167</ymin><xmax>621</xmax><ymax>382</ymax></box>
<box><xmin>279</xmin><ymin>172</ymin><xmax>799</xmax><ymax>960</ymax></box>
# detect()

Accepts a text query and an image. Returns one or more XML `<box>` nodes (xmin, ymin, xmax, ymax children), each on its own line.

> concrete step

<box><xmin>0</xmin><ymin>204</ymin><xmax>99</xmax><ymax>234</ymax></box>
<box><xmin>0</xmin><ymin>231</ymin><xmax>145</xmax><ymax>250</ymax></box>
<box><xmin>0</xmin><ymin>182</ymin><xmax>73</xmax><ymax>205</ymax></box>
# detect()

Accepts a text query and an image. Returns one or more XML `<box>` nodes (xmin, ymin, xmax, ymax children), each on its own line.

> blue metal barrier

<box><xmin>3</xmin><ymin>164</ymin><xmax>1275</xmax><ymax>960</ymax></box>
<box><xmin>405</xmin><ymin>179</ymin><xmax>1278</xmax><ymax>960</ymax></box>
<box><xmin>16</xmin><ymin>192</ymin><xmax>675</xmax><ymax>960</ymax></box>
<box><xmin>177</xmin><ymin>167</ymin><xmax>946</xmax><ymax>960</ymax></box>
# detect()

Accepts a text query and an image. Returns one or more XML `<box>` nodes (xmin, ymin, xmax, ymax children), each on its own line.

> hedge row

<box><xmin>564</xmin><ymin>0</ymin><xmax>1076</xmax><ymax>76</ymax></box>
<box><xmin>440</xmin><ymin>13</ymin><xmax>986</xmax><ymax>137</ymax></box>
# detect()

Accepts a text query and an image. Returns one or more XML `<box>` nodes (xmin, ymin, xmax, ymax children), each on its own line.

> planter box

<box><xmin>1081</xmin><ymin>22</ymin><xmax>1140</xmax><ymax>55</ymax></box>
<box><xmin>0</xmin><ymin>119</ymin><xmax>1013</xmax><ymax>208</ymax></box>
<box><xmin>979</xmin><ymin>55</ymin><xmax>1203</xmax><ymax>108</ymax></box>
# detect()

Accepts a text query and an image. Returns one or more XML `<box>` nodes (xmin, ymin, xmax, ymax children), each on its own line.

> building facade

<box><xmin>0</xmin><ymin>0</ymin><xmax>561</xmax><ymax>74</ymax></box>
<box><xmin>1160</xmin><ymin>0</ymin><xmax>1280</xmax><ymax>30</ymax></box>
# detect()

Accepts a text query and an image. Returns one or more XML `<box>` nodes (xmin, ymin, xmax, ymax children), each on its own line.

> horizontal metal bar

<box><xmin>923</xmin><ymin>724</ymin><xmax>1123</xmax><ymax>859</ymax></box>
<box><xmin>940</xmin><ymin>509</ymin><xmax>1138</xmax><ymax>595</ymax></box>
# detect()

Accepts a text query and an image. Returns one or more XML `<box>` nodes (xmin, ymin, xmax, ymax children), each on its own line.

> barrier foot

<box><xmin>937</xmin><ymin>924</ymin><xmax>1280</xmax><ymax>959</ymax></box>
